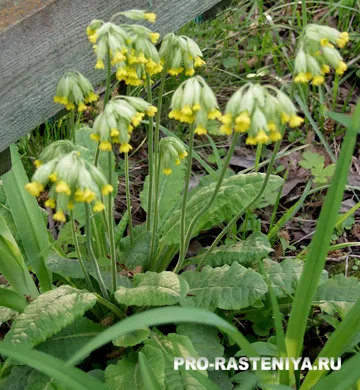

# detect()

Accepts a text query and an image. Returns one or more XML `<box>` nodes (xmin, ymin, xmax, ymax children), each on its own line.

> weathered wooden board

<box><xmin>0</xmin><ymin>0</ymin><xmax>221</xmax><ymax>153</ymax></box>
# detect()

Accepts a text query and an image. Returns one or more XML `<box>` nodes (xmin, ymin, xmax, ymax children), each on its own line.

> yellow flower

<box><xmin>208</xmin><ymin>109</ymin><xmax>222</xmax><ymax>120</ymax></box>
<box><xmin>54</xmin><ymin>210</ymin><xmax>66</xmax><ymax>223</ymax></box>
<box><xmin>168</xmin><ymin>67</ymin><xmax>184</xmax><ymax>76</ymax></box>
<box><xmin>178</xmin><ymin>151</ymin><xmax>188</xmax><ymax>159</ymax></box>
<box><xmin>150</xmin><ymin>32</ymin><xmax>160</xmax><ymax>44</ymax></box>
<box><xmin>246</xmin><ymin>137</ymin><xmax>257</xmax><ymax>145</ymax></box>
<box><xmin>267</xmin><ymin>122</ymin><xmax>277</xmax><ymax>132</ymax></box>
<box><xmin>56</xmin><ymin>180</ymin><xmax>71</xmax><ymax>196</ymax></box>
<box><xmin>99</xmin><ymin>141</ymin><xmax>112</xmax><ymax>152</ymax></box>
<box><xmin>83</xmin><ymin>189</ymin><xmax>96</xmax><ymax>203</ymax></box>
<box><xmin>25</xmin><ymin>181</ymin><xmax>44</xmax><ymax>197</ymax></box>
<box><xmin>255</xmin><ymin>130</ymin><xmax>269</xmax><ymax>144</ymax></box>
<box><xmin>48</xmin><ymin>172</ymin><xmax>58</xmax><ymax>182</ymax></box>
<box><xmin>168</xmin><ymin>109</ymin><xmax>182</xmax><ymax>120</ymax></box>
<box><xmin>93</xmin><ymin>201</ymin><xmax>105</xmax><ymax>213</ymax></box>
<box><xmin>234</xmin><ymin>112</ymin><xmax>251</xmax><ymax>133</ymax></box>
<box><xmin>88</xmin><ymin>33</ymin><xmax>98</xmax><ymax>44</ymax></box>
<box><xmin>86</xmin><ymin>26</ymin><xmax>96</xmax><ymax>36</ymax></box>
<box><xmin>144</xmin><ymin>13</ymin><xmax>156</xmax><ymax>23</ymax></box>
<box><xmin>336</xmin><ymin>61</ymin><xmax>347</xmax><ymax>75</ymax></box>
<box><xmin>95</xmin><ymin>59</ymin><xmax>105</xmax><ymax>69</ymax></box>
<box><xmin>163</xmin><ymin>167</ymin><xmax>172</xmax><ymax>175</ymax></box>
<box><xmin>194</xmin><ymin>125</ymin><xmax>207</xmax><ymax>135</ymax></box>
<box><xmin>90</xmin><ymin>133</ymin><xmax>100</xmax><ymax>142</ymax></box>
<box><xmin>336</xmin><ymin>32</ymin><xmax>349</xmax><ymax>48</ymax></box>
<box><xmin>289</xmin><ymin>115</ymin><xmax>304</xmax><ymax>128</ymax></box>
<box><xmin>34</xmin><ymin>160</ymin><xmax>42</xmax><ymax>168</ymax></box>
<box><xmin>321</xmin><ymin>64</ymin><xmax>331</xmax><ymax>74</ymax></box>
<box><xmin>146</xmin><ymin>106</ymin><xmax>158</xmax><ymax>117</ymax></box>
<box><xmin>110</xmin><ymin>128</ymin><xmax>120</xmax><ymax>137</ymax></box>
<box><xmin>281</xmin><ymin>113</ymin><xmax>290</xmax><ymax>124</ymax></box>
<box><xmin>194</xmin><ymin>56</ymin><xmax>206</xmax><ymax>67</ymax></box>
<box><xmin>220</xmin><ymin>125</ymin><xmax>232</xmax><ymax>135</ymax></box>
<box><xmin>102</xmin><ymin>184</ymin><xmax>114</xmax><ymax>196</ymax></box>
<box><xmin>185</xmin><ymin>68</ymin><xmax>195</xmax><ymax>76</ymax></box>
<box><xmin>269</xmin><ymin>131</ymin><xmax>282</xmax><ymax>142</ymax></box>
<box><xmin>78</xmin><ymin>102</ymin><xmax>87</xmax><ymax>112</ymax></box>
<box><xmin>312</xmin><ymin>75</ymin><xmax>324</xmax><ymax>86</ymax></box>
<box><xmin>84</xmin><ymin>92</ymin><xmax>99</xmax><ymax>103</ymax></box>
<box><xmin>192</xmin><ymin>104</ymin><xmax>201</xmax><ymax>112</ymax></box>
<box><xmin>294</xmin><ymin>72</ymin><xmax>309</xmax><ymax>83</ymax></box>
<box><xmin>220</xmin><ymin>113</ymin><xmax>233</xmax><ymax>125</ymax></box>
<box><xmin>119</xmin><ymin>143</ymin><xmax>133</xmax><ymax>154</ymax></box>
<box><xmin>320</xmin><ymin>38</ymin><xmax>333</xmax><ymax>48</ymax></box>
<box><xmin>45</xmin><ymin>198</ymin><xmax>56</xmax><ymax>209</ymax></box>
<box><xmin>181</xmin><ymin>105</ymin><xmax>193</xmax><ymax>116</ymax></box>
<box><xmin>65</xmin><ymin>102</ymin><xmax>75</xmax><ymax>111</ymax></box>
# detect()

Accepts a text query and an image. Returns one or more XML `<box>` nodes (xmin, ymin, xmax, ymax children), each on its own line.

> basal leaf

<box><xmin>314</xmin><ymin>274</ymin><xmax>360</xmax><ymax>318</ymax></box>
<box><xmin>0</xmin><ymin>366</ymin><xmax>32</xmax><ymax>390</ymax></box>
<box><xmin>36</xmin><ymin>318</ymin><xmax>104</xmax><ymax>361</ymax></box>
<box><xmin>113</xmin><ymin>328</ymin><xmax>150</xmax><ymax>347</ymax></box>
<box><xmin>200</xmin><ymin>233</ymin><xmax>272</xmax><ymax>268</ymax></box>
<box><xmin>161</xmin><ymin>173</ymin><xmax>283</xmax><ymax>245</ymax></box>
<box><xmin>105</xmin><ymin>344</ymin><xmax>165</xmax><ymax>390</ymax></box>
<box><xmin>180</xmin><ymin>262</ymin><xmax>268</xmax><ymax>311</ymax></box>
<box><xmin>0</xmin><ymin>306</ymin><xmax>17</xmax><ymax>323</ymax></box>
<box><xmin>176</xmin><ymin>323</ymin><xmax>224</xmax><ymax>362</ymax></box>
<box><xmin>115</xmin><ymin>271</ymin><xmax>189</xmax><ymax>307</ymax></box>
<box><xmin>4</xmin><ymin>286</ymin><xmax>97</xmax><ymax>347</ymax></box>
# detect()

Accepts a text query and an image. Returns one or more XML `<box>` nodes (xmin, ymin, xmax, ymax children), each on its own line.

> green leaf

<box><xmin>0</xmin><ymin>306</ymin><xmax>17</xmax><ymax>323</ymax></box>
<box><xmin>140</xmin><ymin>163</ymin><xmax>186</xmax><ymax>221</ymax></box>
<box><xmin>36</xmin><ymin>318</ymin><xmax>104</xmax><ymax>361</ymax></box>
<box><xmin>4</xmin><ymin>286</ymin><xmax>97</xmax><ymax>347</ymax></box>
<box><xmin>223</xmin><ymin>57</ymin><xmax>238</xmax><ymax>69</ymax></box>
<box><xmin>161</xmin><ymin>173</ymin><xmax>283</xmax><ymax>245</ymax></box>
<box><xmin>118</xmin><ymin>225</ymin><xmax>152</xmax><ymax>270</ymax></box>
<box><xmin>0</xmin><ymin>342</ymin><xmax>107</xmax><ymax>390</ymax></box>
<box><xmin>25</xmin><ymin>370</ymin><xmax>70</xmax><ymax>390</ymax></box>
<box><xmin>115</xmin><ymin>271</ymin><xmax>189</xmax><ymax>307</ymax></box>
<box><xmin>46</xmin><ymin>253</ymin><xmax>132</xmax><ymax>290</ymax></box>
<box><xmin>176</xmin><ymin>323</ymin><xmax>224</xmax><ymax>362</ymax></box>
<box><xmin>263</xmin><ymin>258</ymin><xmax>328</xmax><ymax>298</ymax></box>
<box><xmin>314</xmin><ymin>274</ymin><xmax>360</xmax><ymax>318</ymax></box>
<box><xmin>138</xmin><ymin>351</ymin><xmax>163</xmax><ymax>390</ymax></box>
<box><xmin>2</xmin><ymin>145</ymin><xmax>52</xmax><ymax>292</ymax></box>
<box><xmin>236</xmin><ymin>341</ymin><xmax>278</xmax><ymax>357</ymax></box>
<box><xmin>145</xmin><ymin>331</ymin><xmax>208</xmax><ymax>390</ymax></box>
<box><xmin>0</xmin><ymin>287</ymin><xmax>28</xmax><ymax>312</ymax></box>
<box><xmin>180</xmin><ymin>262</ymin><xmax>268</xmax><ymax>311</ymax></box>
<box><xmin>113</xmin><ymin>328</ymin><xmax>150</xmax><ymax>347</ymax></box>
<box><xmin>0</xmin><ymin>215</ymin><xmax>39</xmax><ymax>297</ymax></box>
<box><xmin>105</xmin><ymin>344</ymin><xmax>165</xmax><ymax>390</ymax></box>
<box><xmin>198</xmin><ymin>233</ymin><xmax>272</xmax><ymax>268</ymax></box>
<box><xmin>325</xmin><ymin>110</ymin><xmax>353</xmax><ymax>128</ymax></box>
<box><xmin>0</xmin><ymin>366</ymin><xmax>32</xmax><ymax>390</ymax></box>
<box><xmin>299</xmin><ymin>151</ymin><xmax>324</xmax><ymax>171</ymax></box>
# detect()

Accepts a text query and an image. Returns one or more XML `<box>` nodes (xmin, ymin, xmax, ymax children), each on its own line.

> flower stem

<box><xmin>84</xmin><ymin>203</ymin><xmax>109</xmax><ymax>300</ymax></box>
<box><xmin>95</xmin><ymin>293</ymin><xmax>126</xmax><ymax>319</ymax></box>
<box><xmin>178</xmin><ymin>133</ymin><xmax>239</xmax><ymax>272</ymax></box>
<box><xmin>195</xmin><ymin>139</ymin><xmax>282</xmax><ymax>272</ymax></box>
<box><xmin>124</xmin><ymin>152</ymin><xmax>133</xmax><ymax>244</ymax></box>
<box><xmin>70</xmin><ymin>212</ymin><xmax>94</xmax><ymax>291</ymax></box>
<box><xmin>146</xmin><ymin>73</ymin><xmax>154</xmax><ymax>231</ymax></box>
<box><xmin>107</xmin><ymin>152</ymin><xmax>117</xmax><ymax>292</ymax></box>
<box><xmin>174</xmin><ymin>125</ymin><xmax>195</xmax><ymax>273</ymax></box>
<box><xmin>95</xmin><ymin>48</ymin><xmax>112</xmax><ymax>167</ymax></box>
<box><xmin>69</xmin><ymin>109</ymin><xmax>76</xmax><ymax>144</ymax></box>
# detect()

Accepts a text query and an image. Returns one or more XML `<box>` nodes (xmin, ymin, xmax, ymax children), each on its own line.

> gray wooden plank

<box><xmin>0</xmin><ymin>0</ymin><xmax>221</xmax><ymax>152</ymax></box>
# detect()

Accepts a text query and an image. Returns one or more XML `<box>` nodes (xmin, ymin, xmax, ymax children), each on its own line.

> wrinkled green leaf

<box><xmin>180</xmin><ymin>263</ymin><xmax>268</xmax><ymax>311</ymax></box>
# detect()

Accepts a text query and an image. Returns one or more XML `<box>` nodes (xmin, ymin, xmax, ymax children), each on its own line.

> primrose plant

<box><xmin>0</xmin><ymin>9</ymin><xmax>357</xmax><ymax>390</ymax></box>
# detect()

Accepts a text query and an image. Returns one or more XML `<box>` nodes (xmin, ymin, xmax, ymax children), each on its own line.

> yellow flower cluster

<box><xmin>294</xmin><ymin>25</ymin><xmax>349</xmax><ymax>86</ymax></box>
<box><xmin>86</xmin><ymin>12</ymin><xmax>163</xmax><ymax>86</ymax></box>
<box><xmin>159</xmin><ymin>33</ymin><xmax>206</xmax><ymax>76</ymax></box>
<box><xmin>25</xmin><ymin>152</ymin><xmax>113</xmax><ymax>222</ymax></box>
<box><xmin>54</xmin><ymin>72</ymin><xmax>98</xmax><ymax>111</ymax></box>
<box><xmin>221</xmin><ymin>84</ymin><xmax>304</xmax><ymax>145</ymax></box>
<box><xmin>159</xmin><ymin>137</ymin><xmax>188</xmax><ymax>175</ymax></box>
<box><xmin>168</xmin><ymin>76</ymin><xmax>221</xmax><ymax>136</ymax></box>
<box><xmin>91</xmin><ymin>96</ymin><xmax>157</xmax><ymax>154</ymax></box>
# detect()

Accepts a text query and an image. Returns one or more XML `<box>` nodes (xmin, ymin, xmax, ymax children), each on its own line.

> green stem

<box><xmin>195</xmin><ymin>139</ymin><xmax>282</xmax><ymax>271</ymax></box>
<box><xmin>94</xmin><ymin>48</ymin><xmax>112</xmax><ymax>167</ymax></box>
<box><xmin>69</xmin><ymin>110</ymin><xmax>76</xmax><ymax>144</ymax></box>
<box><xmin>146</xmin><ymin>73</ymin><xmax>154</xmax><ymax>231</ymax></box>
<box><xmin>180</xmin><ymin>134</ymin><xmax>239</xmax><ymax>269</ymax></box>
<box><xmin>95</xmin><ymin>293</ymin><xmax>126</xmax><ymax>319</ymax></box>
<box><xmin>285</xmin><ymin>102</ymin><xmax>360</xmax><ymax>363</ymax></box>
<box><xmin>107</xmin><ymin>152</ymin><xmax>117</xmax><ymax>292</ymax></box>
<box><xmin>84</xmin><ymin>204</ymin><xmax>109</xmax><ymax>300</ymax></box>
<box><xmin>71</xmin><ymin>212</ymin><xmax>94</xmax><ymax>292</ymax></box>
<box><xmin>124</xmin><ymin>152</ymin><xmax>133</xmax><ymax>243</ymax></box>
<box><xmin>174</xmin><ymin>125</ymin><xmax>195</xmax><ymax>273</ymax></box>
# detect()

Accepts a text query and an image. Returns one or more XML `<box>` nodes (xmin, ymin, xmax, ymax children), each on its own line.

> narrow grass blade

<box><xmin>2</xmin><ymin>146</ymin><xmax>52</xmax><ymax>291</ymax></box>
<box><xmin>0</xmin><ymin>342</ymin><xmax>108</xmax><ymax>390</ymax></box>
<box><xmin>285</xmin><ymin>101</ymin><xmax>360</xmax><ymax>363</ymax></box>
<box><xmin>301</xmin><ymin>298</ymin><xmax>360</xmax><ymax>389</ymax></box>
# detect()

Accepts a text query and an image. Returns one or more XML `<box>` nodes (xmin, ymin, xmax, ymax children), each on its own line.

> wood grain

<box><xmin>0</xmin><ymin>0</ymin><xmax>221</xmax><ymax>153</ymax></box>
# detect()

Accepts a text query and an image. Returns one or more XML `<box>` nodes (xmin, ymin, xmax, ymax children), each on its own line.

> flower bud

<box><xmin>159</xmin><ymin>137</ymin><xmax>187</xmax><ymax>175</ymax></box>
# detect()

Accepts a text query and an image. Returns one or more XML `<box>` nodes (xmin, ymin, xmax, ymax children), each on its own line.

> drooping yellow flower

<box><xmin>336</xmin><ymin>61</ymin><xmax>347</xmax><ymax>75</ymax></box>
<box><xmin>93</xmin><ymin>201</ymin><xmax>105</xmax><ymax>212</ymax></box>
<box><xmin>312</xmin><ymin>75</ymin><xmax>324</xmax><ymax>86</ymax></box>
<box><xmin>99</xmin><ymin>141</ymin><xmax>112</xmax><ymax>152</ymax></box>
<box><xmin>56</xmin><ymin>180</ymin><xmax>71</xmax><ymax>196</ymax></box>
<box><xmin>45</xmin><ymin>198</ymin><xmax>56</xmax><ymax>209</ymax></box>
<box><xmin>144</xmin><ymin>13</ymin><xmax>156</xmax><ymax>23</ymax></box>
<box><xmin>234</xmin><ymin>112</ymin><xmax>251</xmax><ymax>133</ymax></box>
<box><xmin>194</xmin><ymin>125</ymin><xmax>207</xmax><ymax>135</ymax></box>
<box><xmin>163</xmin><ymin>167</ymin><xmax>172</xmax><ymax>175</ymax></box>
<box><xmin>25</xmin><ymin>182</ymin><xmax>44</xmax><ymax>197</ymax></box>
<box><xmin>119</xmin><ymin>143</ymin><xmax>133</xmax><ymax>154</ymax></box>
<box><xmin>102</xmin><ymin>184</ymin><xmax>114</xmax><ymax>196</ymax></box>
<box><xmin>53</xmin><ymin>210</ymin><xmax>66</xmax><ymax>223</ymax></box>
